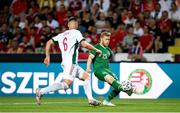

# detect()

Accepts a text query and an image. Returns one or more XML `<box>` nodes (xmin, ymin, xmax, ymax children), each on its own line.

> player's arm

<box><xmin>44</xmin><ymin>39</ymin><xmax>54</xmax><ymax>67</ymax></box>
<box><xmin>86</xmin><ymin>53</ymin><xmax>95</xmax><ymax>73</ymax></box>
<box><xmin>80</xmin><ymin>40</ymin><xmax>102</xmax><ymax>56</ymax></box>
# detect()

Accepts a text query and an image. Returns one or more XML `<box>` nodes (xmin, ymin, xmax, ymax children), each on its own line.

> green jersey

<box><xmin>90</xmin><ymin>44</ymin><xmax>112</xmax><ymax>70</ymax></box>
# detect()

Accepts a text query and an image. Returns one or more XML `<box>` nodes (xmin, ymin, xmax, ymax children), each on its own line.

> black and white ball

<box><xmin>121</xmin><ymin>80</ymin><xmax>133</xmax><ymax>91</ymax></box>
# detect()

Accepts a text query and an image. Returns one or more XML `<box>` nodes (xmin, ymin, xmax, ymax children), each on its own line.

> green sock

<box><xmin>105</xmin><ymin>80</ymin><xmax>123</xmax><ymax>102</ymax></box>
<box><xmin>111</xmin><ymin>80</ymin><xmax>123</xmax><ymax>91</ymax></box>
<box><xmin>106</xmin><ymin>89</ymin><xmax>120</xmax><ymax>101</ymax></box>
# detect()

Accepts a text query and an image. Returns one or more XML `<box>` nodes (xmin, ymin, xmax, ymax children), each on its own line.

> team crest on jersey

<box><xmin>128</xmin><ymin>69</ymin><xmax>152</xmax><ymax>95</ymax></box>
<box><xmin>102</xmin><ymin>54</ymin><xmax>108</xmax><ymax>59</ymax></box>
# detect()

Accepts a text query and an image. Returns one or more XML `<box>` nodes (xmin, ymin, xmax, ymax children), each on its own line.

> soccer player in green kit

<box><xmin>86</xmin><ymin>31</ymin><xmax>133</xmax><ymax>106</ymax></box>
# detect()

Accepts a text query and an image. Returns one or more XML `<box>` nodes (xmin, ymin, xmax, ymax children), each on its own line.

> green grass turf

<box><xmin>0</xmin><ymin>97</ymin><xmax>180</xmax><ymax>112</ymax></box>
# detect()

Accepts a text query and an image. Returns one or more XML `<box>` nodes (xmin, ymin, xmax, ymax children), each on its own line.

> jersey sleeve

<box><xmin>90</xmin><ymin>45</ymin><xmax>98</xmax><ymax>57</ymax></box>
<box><xmin>52</xmin><ymin>34</ymin><xmax>60</xmax><ymax>44</ymax></box>
<box><xmin>75</xmin><ymin>30</ymin><xmax>84</xmax><ymax>42</ymax></box>
<box><xmin>90</xmin><ymin>50</ymin><xmax>96</xmax><ymax>58</ymax></box>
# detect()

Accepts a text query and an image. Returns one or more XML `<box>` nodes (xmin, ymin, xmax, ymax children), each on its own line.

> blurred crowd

<box><xmin>0</xmin><ymin>0</ymin><xmax>180</xmax><ymax>55</ymax></box>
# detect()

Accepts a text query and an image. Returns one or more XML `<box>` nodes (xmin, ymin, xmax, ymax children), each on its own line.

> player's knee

<box><xmin>104</xmin><ymin>75</ymin><xmax>115</xmax><ymax>84</ymax></box>
<box><xmin>81</xmin><ymin>72</ymin><xmax>90</xmax><ymax>80</ymax></box>
<box><xmin>62</xmin><ymin>82</ymin><xmax>69</xmax><ymax>90</ymax></box>
<box><xmin>63</xmin><ymin>79</ymin><xmax>72</xmax><ymax>87</ymax></box>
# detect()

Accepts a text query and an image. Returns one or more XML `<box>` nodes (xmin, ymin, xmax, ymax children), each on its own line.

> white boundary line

<box><xmin>0</xmin><ymin>101</ymin><xmax>179</xmax><ymax>106</ymax></box>
<box><xmin>1</xmin><ymin>111</ymin><xmax>178</xmax><ymax>112</ymax></box>
<box><xmin>0</xmin><ymin>101</ymin><xmax>83</xmax><ymax>105</ymax></box>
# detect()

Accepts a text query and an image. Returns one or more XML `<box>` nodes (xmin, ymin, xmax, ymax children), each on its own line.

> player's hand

<box><xmin>96</xmin><ymin>49</ymin><xmax>102</xmax><ymax>57</ymax></box>
<box><xmin>44</xmin><ymin>56</ymin><xmax>50</xmax><ymax>67</ymax></box>
<box><xmin>86</xmin><ymin>67</ymin><xmax>91</xmax><ymax>73</ymax></box>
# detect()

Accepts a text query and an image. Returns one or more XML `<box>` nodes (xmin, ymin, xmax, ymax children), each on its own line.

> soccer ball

<box><xmin>121</xmin><ymin>80</ymin><xmax>133</xmax><ymax>91</ymax></box>
<box><xmin>134</xmin><ymin>83</ymin><xmax>145</xmax><ymax>94</ymax></box>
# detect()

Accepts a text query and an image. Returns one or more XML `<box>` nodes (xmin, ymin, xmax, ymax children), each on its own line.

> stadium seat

<box><xmin>175</xmin><ymin>38</ymin><xmax>180</xmax><ymax>46</ymax></box>
<box><xmin>168</xmin><ymin>47</ymin><xmax>180</xmax><ymax>54</ymax></box>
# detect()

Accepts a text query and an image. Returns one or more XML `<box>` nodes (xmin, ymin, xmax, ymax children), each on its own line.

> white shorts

<box><xmin>61</xmin><ymin>64</ymin><xmax>85</xmax><ymax>81</ymax></box>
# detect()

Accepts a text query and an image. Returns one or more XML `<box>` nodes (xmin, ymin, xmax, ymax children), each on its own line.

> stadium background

<box><xmin>0</xmin><ymin>0</ymin><xmax>180</xmax><ymax>59</ymax></box>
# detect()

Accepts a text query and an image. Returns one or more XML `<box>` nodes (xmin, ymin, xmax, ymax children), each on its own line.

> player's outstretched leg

<box><xmin>35</xmin><ymin>82</ymin><xmax>69</xmax><ymax>105</ymax></box>
<box><xmin>102</xmin><ymin>79</ymin><xmax>123</xmax><ymax>106</ymax></box>
<box><xmin>103</xmin><ymin>89</ymin><xmax>120</xmax><ymax>106</ymax></box>
<box><xmin>103</xmin><ymin>80</ymin><xmax>134</xmax><ymax>106</ymax></box>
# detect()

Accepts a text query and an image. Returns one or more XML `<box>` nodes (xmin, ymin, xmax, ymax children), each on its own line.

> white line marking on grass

<box><xmin>0</xmin><ymin>101</ymin><xmax>179</xmax><ymax>106</ymax></box>
<box><xmin>0</xmin><ymin>101</ymin><xmax>84</xmax><ymax>105</ymax></box>
<box><xmin>0</xmin><ymin>112</ymin><xmax>179</xmax><ymax>113</ymax></box>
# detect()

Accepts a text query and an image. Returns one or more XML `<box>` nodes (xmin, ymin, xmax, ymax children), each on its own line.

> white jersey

<box><xmin>52</xmin><ymin>29</ymin><xmax>84</xmax><ymax>65</ymax></box>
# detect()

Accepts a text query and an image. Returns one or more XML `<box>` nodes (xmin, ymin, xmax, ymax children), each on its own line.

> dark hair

<box><xmin>68</xmin><ymin>17</ymin><xmax>77</xmax><ymax>23</ymax></box>
<box><xmin>133</xmin><ymin>37</ymin><xmax>139</xmax><ymax>41</ymax></box>
<box><xmin>126</xmin><ymin>24</ymin><xmax>133</xmax><ymax>30</ymax></box>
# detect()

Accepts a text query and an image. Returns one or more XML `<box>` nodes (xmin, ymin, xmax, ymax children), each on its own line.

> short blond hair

<box><xmin>100</xmin><ymin>31</ymin><xmax>111</xmax><ymax>38</ymax></box>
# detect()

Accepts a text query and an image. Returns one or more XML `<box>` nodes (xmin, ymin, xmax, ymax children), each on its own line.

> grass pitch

<box><xmin>0</xmin><ymin>97</ymin><xmax>180</xmax><ymax>112</ymax></box>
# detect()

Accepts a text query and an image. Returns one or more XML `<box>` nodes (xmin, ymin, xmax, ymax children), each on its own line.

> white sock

<box><xmin>40</xmin><ymin>82</ymin><xmax>69</xmax><ymax>94</ymax></box>
<box><xmin>83</xmin><ymin>78</ymin><xmax>94</xmax><ymax>100</ymax></box>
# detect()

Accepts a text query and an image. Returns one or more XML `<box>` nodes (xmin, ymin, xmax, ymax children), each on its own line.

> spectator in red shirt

<box><xmin>56</xmin><ymin>4</ymin><xmax>68</xmax><ymax>27</ymax></box>
<box><xmin>158</xmin><ymin>10</ymin><xmax>173</xmax><ymax>52</ymax></box>
<box><xmin>143</xmin><ymin>0</ymin><xmax>156</xmax><ymax>11</ymax></box>
<box><xmin>110</xmin><ymin>23</ymin><xmax>126</xmax><ymax>51</ymax></box>
<box><xmin>139</xmin><ymin>25</ymin><xmax>154</xmax><ymax>53</ymax></box>
<box><xmin>129</xmin><ymin>0</ymin><xmax>143</xmax><ymax>17</ymax></box>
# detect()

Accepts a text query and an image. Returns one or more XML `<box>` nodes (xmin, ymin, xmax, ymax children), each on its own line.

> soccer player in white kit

<box><xmin>35</xmin><ymin>17</ymin><xmax>102</xmax><ymax>106</ymax></box>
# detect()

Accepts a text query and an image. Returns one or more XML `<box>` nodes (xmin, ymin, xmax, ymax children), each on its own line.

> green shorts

<box><xmin>94</xmin><ymin>68</ymin><xmax>118</xmax><ymax>81</ymax></box>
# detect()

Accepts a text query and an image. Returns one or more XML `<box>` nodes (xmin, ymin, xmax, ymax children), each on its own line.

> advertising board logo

<box><xmin>129</xmin><ymin>69</ymin><xmax>152</xmax><ymax>95</ymax></box>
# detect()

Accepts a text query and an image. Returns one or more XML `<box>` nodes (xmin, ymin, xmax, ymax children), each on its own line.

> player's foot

<box><xmin>88</xmin><ymin>99</ymin><xmax>101</xmax><ymax>106</ymax></box>
<box><xmin>102</xmin><ymin>100</ymin><xmax>115</xmax><ymax>106</ymax></box>
<box><xmin>124</xmin><ymin>87</ymin><xmax>135</xmax><ymax>96</ymax></box>
<box><xmin>35</xmin><ymin>88</ymin><xmax>42</xmax><ymax>105</ymax></box>
<box><xmin>125</xmin><ymin>89</ymin><xmax>133</xmax><ymax>96</ymax></box>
